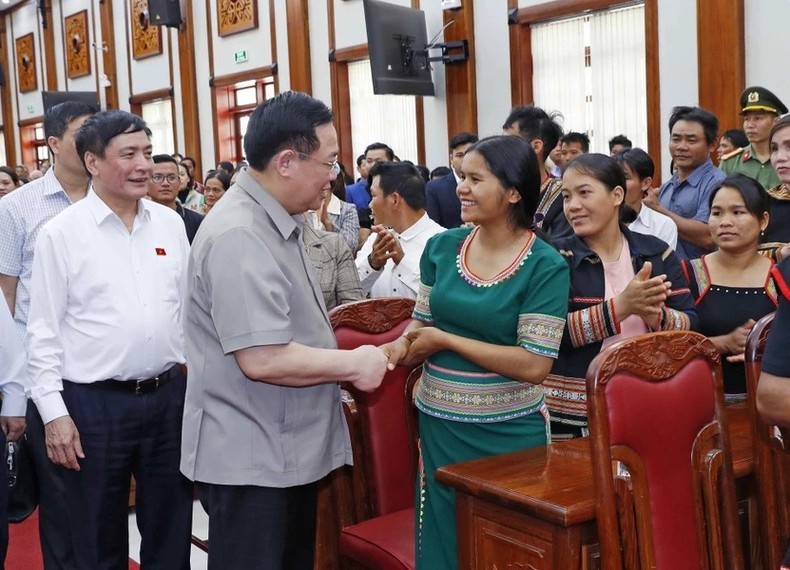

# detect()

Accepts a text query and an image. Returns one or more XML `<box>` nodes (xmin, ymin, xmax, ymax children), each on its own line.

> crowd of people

<box><xmin>0</xmin><ymin>83</ymin><xmax>788</xmax><ymax>570</ymax></box>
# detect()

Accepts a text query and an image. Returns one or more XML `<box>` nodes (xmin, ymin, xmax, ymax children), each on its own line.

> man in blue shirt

<box><xmin>643</xmin><ymin>106</ymin><xmax>725</xmax><ymax>259</ymax></box>
<box><xmin>345</xmin><ymin>142</ymin><xmax>394</xmax><ymax>241</ymax></box>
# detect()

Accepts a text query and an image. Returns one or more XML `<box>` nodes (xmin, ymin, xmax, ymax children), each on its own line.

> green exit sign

<box><xmin>234</xmin><ymin>50</ymin><xmax>248</xmax><ymax>64</ymax></box>
<box><xmin>27</xmin><ymin>104</ymin><xmax>34</xmax><ymax>114</ymax></box>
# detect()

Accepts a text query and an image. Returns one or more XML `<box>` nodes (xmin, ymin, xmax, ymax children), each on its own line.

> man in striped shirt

<box><xmin>0</xmin><ymin>100</ymin><xmax>96</xmax><ymax>570</ymax></box>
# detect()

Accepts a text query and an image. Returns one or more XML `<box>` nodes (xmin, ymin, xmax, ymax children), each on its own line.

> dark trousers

<box><xmin>26</xmin><ymin>401</ymin><xmax>75</xmax><ymax>569</ymax></box>
<box><xmin>0</xmin><ymin>428</ymin><xmax>7</xmax><ymax>569</ymax></box>
<box><xmin>199</xmin><ymin>481</ymin><xmax>318</xmax><ymax>570</ymax></box>
<box><xmin>61</xmin><ymin>370</ymin><xmax>193</xmax><ymax>570</ymax></box>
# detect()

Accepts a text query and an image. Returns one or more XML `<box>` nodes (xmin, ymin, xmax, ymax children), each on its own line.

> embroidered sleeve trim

<box><xmin>567</xmin><ymin>300</ymin><xmax>619</xmax><ymax>348</ymax></box>
<box><xmin>412</xmin><ymin>282</ymin><xmax>433</xmax><ymax>323</ymax></box>
<box><xmin>518</xmin><ymin>313</ymin><xmax>565</xmax><ymax>358</ymax></box>
<box><xmin>660</xmin><ymin>307</ymin><xmax>690</xmax><ymax>330</ymax></box>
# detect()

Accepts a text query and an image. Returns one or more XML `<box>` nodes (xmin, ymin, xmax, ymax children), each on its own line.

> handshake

<box><xmin>348</xmin><ymin>326</ymin><xmax>441</xmax><ymax>393</ymax></box>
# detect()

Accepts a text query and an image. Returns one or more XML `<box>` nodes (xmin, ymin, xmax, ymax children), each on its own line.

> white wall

<box><xmin>308</xmin><ymin>0</ymin><xmax>330</xmax><ymax>102</ymax></box>
<box><xmin>656</xmin><ymin>0</ymin><xmax>698</xmax><ymax>178</ymax></box>
<box><xmin>209</xmin><ymin>0</ymin><xmax>273</xmax><ymax>78</ymax></box>
<box><xmin>744</xmin><ymin>0</ymin><xmax>790</xmax><ymax>115</ymax></box>
<box><xmin>473</xmin><ymin>0</ymin><xmax>510</xmax><ymax>139</ymax></box>
<box><xmin>420</xmin><ymin>0</ymin><xmax>448</xmax><ymax>169</ymax></box>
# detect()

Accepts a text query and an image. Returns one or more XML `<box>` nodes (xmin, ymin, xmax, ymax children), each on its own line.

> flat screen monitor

<box><xmin>42</xmin><ymin>91</ymin><xmax>100</xmax><ymax>114</ymax></box>
<box><xmin>363</xmin><ymin>0</ymin><xmax>435</xmax><ymax>97</ymax></box>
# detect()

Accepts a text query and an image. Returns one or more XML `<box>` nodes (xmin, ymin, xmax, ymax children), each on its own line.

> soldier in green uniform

<box><xmin>721</xmin><ymin>86</ymin><xmax>787</xmax><ymax>191</ymax></box>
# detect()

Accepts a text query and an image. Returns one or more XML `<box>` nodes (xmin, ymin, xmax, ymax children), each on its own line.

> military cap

<box><xmin>740</xmin><ymin>86</ymin><xmax>788</xmax><ymax>115</ymax></box>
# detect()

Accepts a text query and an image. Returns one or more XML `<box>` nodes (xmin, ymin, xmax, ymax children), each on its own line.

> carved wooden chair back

<box><xmin>745</xmin><ymin>312</ymin><xmax>790</xmax><ymax>569</ymax></box>
<box><xmin>587</xmin><ymin>331</ymin><xmax>744</xmax><ymax>570</ymax></box>
<box><xmin>329</xmin><ymin>298</ymin><xmax>420</xmax><ymax>520</ymax></box>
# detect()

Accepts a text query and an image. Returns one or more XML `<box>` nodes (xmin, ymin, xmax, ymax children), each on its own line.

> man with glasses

<box><xmin>148</xmin><ymin>154</ymin><xmax>203</xmax><ymax>244</ymax></box>
<box><xmin>180</xmin><ymin>91</ymin><xmax>388</xmax><ymax>569</ymax></box>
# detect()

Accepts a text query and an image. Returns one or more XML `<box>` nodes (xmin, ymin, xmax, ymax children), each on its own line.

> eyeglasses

<box><xmin>151</xmin><ymin>174</ymin><xmax>179</xmax><ymax>184</ymax></box>
<box><xmin>294</xmin><ymin>151</ymin><xmax>341</xmax><ymax>175</ymax></box>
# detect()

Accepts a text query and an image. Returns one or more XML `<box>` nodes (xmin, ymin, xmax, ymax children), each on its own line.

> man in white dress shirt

<box><xmin>356</xmin><ymin>161</ymin><xmax>445</xmax><ymax>299</ymax></box>
<box><xmin>0</xmin><ymin>298</ymin><xmax>27</xmax><ymax>567</ymax></box>
<box><xmin>25</xmin><ymin>110</ymin><xmax>192</xmax><ymax>569</ymax></box>
<box><xmin>0</xmin><ymin>100</ymin><xmax>96</xmax><ymax>570</ymax></box>
<box><xmin>614</xmin><ymin>148</ymin><xmax>679</xmax><ymax>250</ymax></box>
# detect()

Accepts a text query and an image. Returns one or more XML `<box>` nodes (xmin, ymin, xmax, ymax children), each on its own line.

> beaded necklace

<box><xmin>457</xmin><ymin>226</ymin><xmax>535</xmax><ymax>287</ymax></box>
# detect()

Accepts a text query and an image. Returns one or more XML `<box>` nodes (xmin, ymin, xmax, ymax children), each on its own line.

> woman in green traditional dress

<box><xmin>382</xmin><ymin>135</ymin><xmax>570</xmax><ymax>569</ymax></box>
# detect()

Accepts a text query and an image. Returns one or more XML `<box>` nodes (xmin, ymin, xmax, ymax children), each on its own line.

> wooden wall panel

<box><xmin>41</xmin><ymin>0</ymin><xmax>57</xmax><ymax>89</ymax></box>
<box><xmin>443</xmin><ymin>2</ymin><xmax>476</xmax><ymax>138</ymax></box>
<box><xmin>178</xmin><ymin>0</ymin><xmax>201</xmax><ymax>169</ymax></box>
<box><xmin>99</xmin><ymin>0</ymin><xmax>119</xmax><ymax>109</ymax></box>
<box><xmin>645</xmin><ymin>0</ymin><xmax>661</xmax><ymax>181</ymax></box>
<box><xmin>286</xmin><ymin>0</ymin><xmax>311</xmax><ymax>93</ymax></box>
<box><xmin>0</xmin><ymin>18</ymin><xmax>16</xmax><ymax>167</ymax></box>
<box><xmin>697</xmin><ymin>0</ymin><xmax>744</xmax><ymax>134</ymax></box>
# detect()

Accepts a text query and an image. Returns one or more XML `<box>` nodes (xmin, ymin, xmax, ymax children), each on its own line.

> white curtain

<box><xmin>141</xmin><ymin>99</ymin><xmax>175</xmax><ymax>156</ymax></box>
<box><xmin>590</xmin><ymin>5</ymin><xmax>647</xmax><ymax>153</ymax></box>
<box><xmin>348</xmin><ymin>59</ymin><xmax>418</xmax><ymax>164</ymax></box>
<box><xmin>531</xmin><ymin>16</ymin><xmax>587</xmax><ymax>137</ymax></box>
<box><xmin>531</xmin><ymin>4</ymin><xmax>647</xmax><ymax>154</ymax></box>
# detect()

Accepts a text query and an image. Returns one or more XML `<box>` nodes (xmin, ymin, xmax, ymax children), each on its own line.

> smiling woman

<box><xmin>545</xmin><ymin>153</ymin><xmax>696</xmax><ymax>440</ymax></box>
<box><xmin>682</xmin><ymin>174</ymin><xmax>777</xmax><ymax>403</ymax></box>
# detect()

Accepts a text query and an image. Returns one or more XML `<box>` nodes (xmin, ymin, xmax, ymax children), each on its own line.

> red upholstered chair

<box><xmin>745</xmin><ymin>312</ymin><xmax>790</xmax><ymax>569</ymax></box>
<box><xmin>328</xmin><ymin>298</ymin><xmax>420</xmax><ymax>570</ymax></box>
<box><xmin>587</xmin><ymin>331</ymin><xmax>744</xmax><ymax>570</ymax></box>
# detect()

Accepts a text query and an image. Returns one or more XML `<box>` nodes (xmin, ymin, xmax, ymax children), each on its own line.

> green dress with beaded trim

<box><xmin>412</xmin><ymin>226</ymin><xmax>569</xmax><ymax>569</ymax></box>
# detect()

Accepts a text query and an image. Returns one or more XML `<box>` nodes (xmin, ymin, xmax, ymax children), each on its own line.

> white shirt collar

<box><xmin>634</xmin><ymin>205</ymin><xmax>653</xmax><ymax>227</ymax></box>
<box><xmin>84</xmin><ymin>189</ymin><xmax>152</xmax><ymax>227</ymax></box>
<box><xmin>327</xmin><ymin>193</ymin><xmax>342</xmax><ymax>216</ymax></box>
<box><xmin>398</xmin><ymin>212</ymin><xmax>434</xmax><ymax>241</ymax></box>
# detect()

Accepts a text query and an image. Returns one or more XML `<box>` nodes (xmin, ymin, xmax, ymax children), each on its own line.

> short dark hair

<box><xmin>153</xmin><ymin>154</ymin><xmax>178</xmax><ymax>166</ymax></box>
<box><xmin>356</xmin><ymin>154</ymin><xmax>366</xmax><ymax>167</ymax></box>
<box><xmin>205</xmin><ymin>170</ymin><xmax>232</xmax><ymax>191</ymax></box>
<box><xmin>217</xmin><ymin>161</ymin><xmax>234</xmax><ymax>174</ymax></box>
<box><xmin>243</xmin><ymin>91</ymin><xmax>334</xmax><ymax>170</ymax></box>
<box><xmin>564</xmin><ymin>153</ymin><xmax>627</xmax><ymax>197</ymax></box>
<box><xmin>721</xmin><ymin>129</ymin><xmax>749</xmax><ymax>150</ymax></box>
<box><xmin>449</xmin><ymin>131</ymin><xmax>479</xmax><ymax>150</ymax></box>
<box><xmin>181</xmin><ymin>156</ymin><xmax>196</xmax><ymax>168</ymax></box>
<box><xmin>44</xmin><ymin>101</ymin><xmax>97</xmax><ymax>141</ymax></box>
<box><xmin>364</xmin><ymin>142</ymin><xmax>394</xmax><ymax>161</ymax></box>
<box><xmin>613</xmin><ymin>147</ymin><xmax>655</xmax><ymax>180</ymax></box>
<box><xmin>430</xmin><ymin>166</ymin><xmax>452</xmax><ymax>179</ymax></box>
<box><xmin>368</xmin><ymin>161</ymin><xmax>425</xmax><ymax>210</ymax></box>
<box><xmin>564</xmin><ymin>153</ymin><xmax>636</xmax><ymax>222</ymax></box>
<box><xmin>502</xmin><ymin>105</ymin><xmax>563</xmax><ymax>162</ymax></box>
<box><xmin>171</xmin><ymin>152</ymin><xmax>184</xmax><ymax>161</ymax></box>
<box><xmin>75</xmin><ymin>110</ymin><xmax>151</xmax><ymax>170</ymax></box>
<box><xmin>0</xmin><ymin>166</ymin><xmax>19</xmax><ymax>187</ymax></box>
<box><xmin>608</xmin><ymin>134</ymin><xmax>632</xmax><ymax>152</ymax></box>
<box><xmin>561</xmin><ymin>132</ymin><xmax>590</xmax><ymax>153</ymax></box>
<box><xmin>668</xmin><ymin>106</ymin><xmax>719</xmax><ymax>144</ymax></box>
<box><xmin>467</xmin><ymin>135</ymin><xmax>542</xmax><ymax>230</ymax></box>
<box><xmin>708</xmin><ymin>174</ymin><xmax>769</xmax><ymax>219</ymax></box>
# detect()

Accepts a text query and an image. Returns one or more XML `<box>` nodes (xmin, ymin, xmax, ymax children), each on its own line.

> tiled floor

<box><xmin>128</xmin><ymin>500</ymin><xmax>209</xmax><ymax>568</ymax></box>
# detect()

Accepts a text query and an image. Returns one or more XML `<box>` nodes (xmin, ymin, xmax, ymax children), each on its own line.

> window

<box><xmin>20</xmin><ymin>122</ymin><xmax>48</xmax><ymax>171</ymax></box>
<box><xmin>214</xmin><ymin>74</ymin><xmax>275</xmax><ymax>164</ymax></box>
<box><xmin>141</xmin><ymin>99</ymin><xmax>175</xmax><ymax>155</ymax></box>
<box><xmin>348</xmin><ymin>59</ymin><xmax>418</xmax><ymax>163</ymax></box>
<box><xmin>531</xmin><ymin>4</ymin><xmax>647</xmax><ymax>153</ymax></box>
